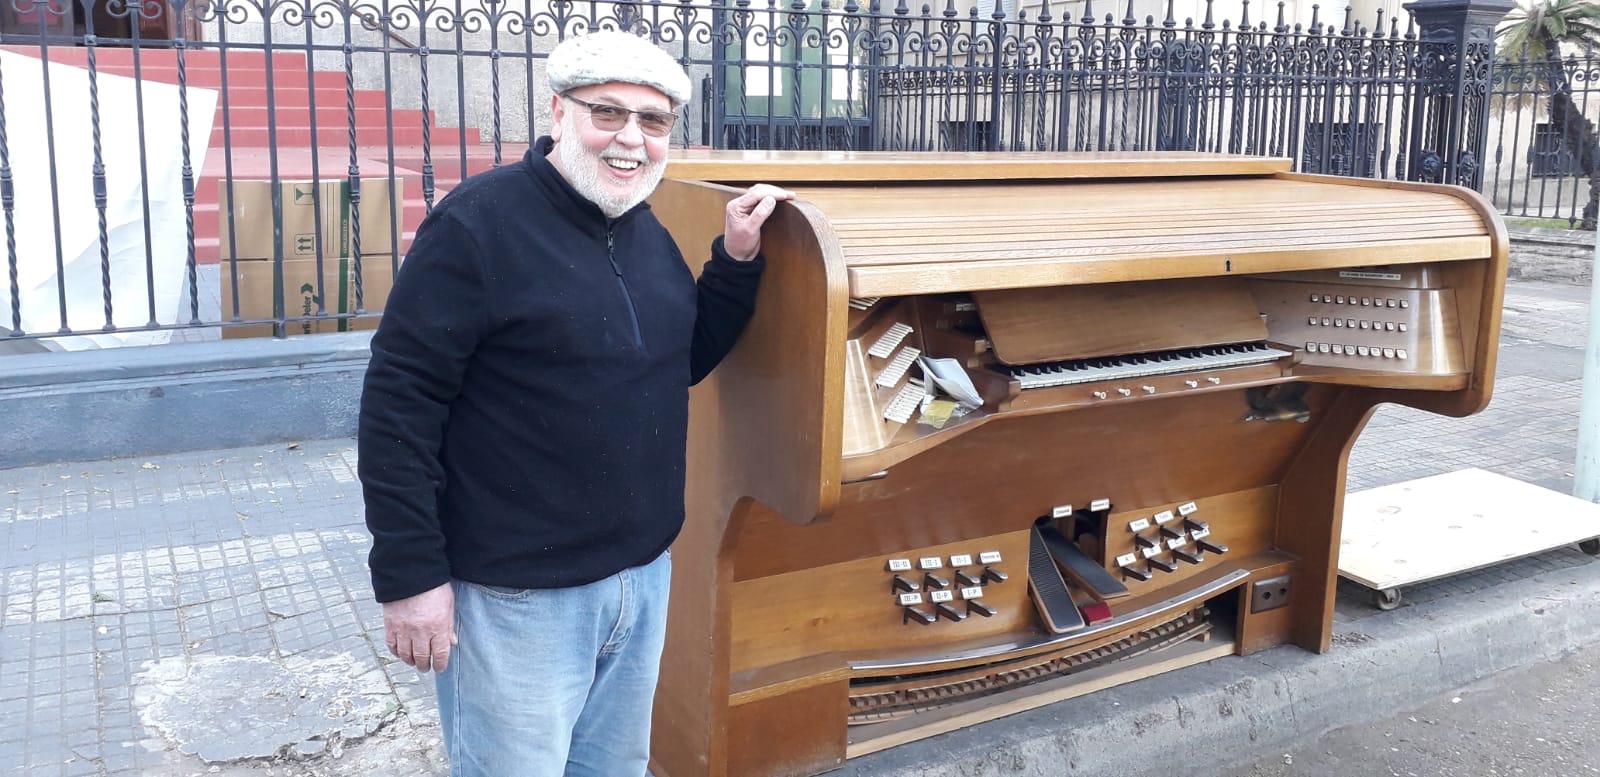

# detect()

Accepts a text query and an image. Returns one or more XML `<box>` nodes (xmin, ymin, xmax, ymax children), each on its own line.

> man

<box><xmin>358</xmin><ymin>31</ymin><xmax>793</xmax><ymax>777</ymax></box>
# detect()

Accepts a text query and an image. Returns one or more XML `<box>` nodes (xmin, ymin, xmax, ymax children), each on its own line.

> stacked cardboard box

<box><xmin>217</xmin><ymin>178</ymin><xmax>403</xmax><ymax>338</ymax></box>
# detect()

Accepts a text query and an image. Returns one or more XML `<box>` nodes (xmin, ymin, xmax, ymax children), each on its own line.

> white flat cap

<box><xmin>547</xmin><ymin>31</ymin><xmax>692</xmax><ymax>107</ymax></box>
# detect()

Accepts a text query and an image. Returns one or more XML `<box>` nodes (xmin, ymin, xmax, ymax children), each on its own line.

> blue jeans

<box><xmin>435</xmin><ymin>550</ymin><xmax>671</xmax><ymax>777</ymax></box>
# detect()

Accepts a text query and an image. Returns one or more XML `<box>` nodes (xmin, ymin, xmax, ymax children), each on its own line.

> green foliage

<box><xmin>1497</xmin><ymin>0</ymin><xmax>1600</xmax><ymax>60</ymax></box>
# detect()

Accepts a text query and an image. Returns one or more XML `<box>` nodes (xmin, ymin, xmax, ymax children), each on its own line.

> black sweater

<box><xmin>359</xmin><ymin>139</ymin><xmax>764</xmax><ymax>603</ymax></box>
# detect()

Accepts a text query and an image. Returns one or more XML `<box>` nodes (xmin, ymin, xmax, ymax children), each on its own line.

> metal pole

<box><xmin>1575</xmin><ymin>232</ymin><xmax>1600</xmax><ymax>501</ymax></box>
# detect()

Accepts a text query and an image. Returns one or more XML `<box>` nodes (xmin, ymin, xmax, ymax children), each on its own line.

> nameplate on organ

<box><xmin>646</xmin><ymin>151</ymin><xmax>1505</xmax><ymax>777</ymax></box>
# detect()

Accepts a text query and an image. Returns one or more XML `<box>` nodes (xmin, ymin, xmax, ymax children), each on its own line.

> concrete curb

<box><xmin>0</xmin><ymin>332</ymin><xmax>374</xmax><ymax>469</ymax></box>
<box><xmin>1507</xmin><ymin>225</ymin><xmax>1594</xmax><ymax>285</ymax></box>
<box><xmin>840</xmin><ymin>559</ymin><xmax>1600</xmax><ymax>776</ymax></box>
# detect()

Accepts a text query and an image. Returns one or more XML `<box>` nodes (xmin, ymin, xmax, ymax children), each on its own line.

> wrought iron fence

<box><xmin>838</xmin><ymin>4</ymin><xmax>1431</xmax><ymax>174</ymax></box>
<box><xmin>1488</xmin><ymin>45</ymin><xmax>1600</xmax><ymax>229</ymax></box>
<box><xmin>0</xmin><ymin>0</ymin><xmax>1500</xmax><ymax>348</ymax></box>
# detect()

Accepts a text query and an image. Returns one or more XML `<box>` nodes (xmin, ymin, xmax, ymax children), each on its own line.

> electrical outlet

<box><xmin>1251</xmin><ymin>573</ymin><xmax>1292</xmax><ymax>613</ymax></box>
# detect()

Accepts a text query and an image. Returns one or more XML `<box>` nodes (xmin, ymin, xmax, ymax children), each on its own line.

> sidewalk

<box><xmin>2</xmin><ymin>278</ymin><xmax>1596</xmax><ymax>777</ymax></box>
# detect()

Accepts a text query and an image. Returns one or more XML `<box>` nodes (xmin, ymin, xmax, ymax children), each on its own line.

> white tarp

<box><xmin>0</xmin><ymin>50</ymin><xmax>216</xmax><ymax>350</ymax></box>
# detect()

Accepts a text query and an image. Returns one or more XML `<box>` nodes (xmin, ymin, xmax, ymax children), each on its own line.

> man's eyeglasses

<box><xmin>561</xmin><ymin>94</ymin><xmax>678</xmax><ymax>138</ymax></box>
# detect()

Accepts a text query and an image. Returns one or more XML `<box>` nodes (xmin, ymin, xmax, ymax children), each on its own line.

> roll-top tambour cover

<box><xmin>654</xmin><ymin>150</ymin><xmax>1505</xmax><ymax>523</ymax></box>
<box><xmin>664</xmin><ymin>150</ymin><xmax>1498</xmax><ymax>298</ymax></box>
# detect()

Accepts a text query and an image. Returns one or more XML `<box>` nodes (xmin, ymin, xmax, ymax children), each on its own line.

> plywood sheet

<box><xmin>1338</xmin><ymin>468</ymin><xmax>1600</xmax><ymax>590</ymax></box>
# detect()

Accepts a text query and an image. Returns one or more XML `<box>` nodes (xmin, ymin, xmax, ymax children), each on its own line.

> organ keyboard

<box><xmin>1003</xmin><ymin>342</ymin><xmax>1296</xmax><ymax>389</ymax></box>
<box><xmin>647</xmin><ymin>152</ymin><xmax>1506</xmax><ymax>777</ymax></box>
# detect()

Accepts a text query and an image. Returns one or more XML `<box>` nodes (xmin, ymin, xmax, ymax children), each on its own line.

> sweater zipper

<box><xmin>607</xmin><ymin>229</ymin><xmax>644</xmax><ymax>347</ymax></box>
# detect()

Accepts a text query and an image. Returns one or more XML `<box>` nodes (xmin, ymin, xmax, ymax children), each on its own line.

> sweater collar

<box><xmin>523</xmin><ymin>136</ymin><xmax>651</xmax><ymax>229</ymax></box>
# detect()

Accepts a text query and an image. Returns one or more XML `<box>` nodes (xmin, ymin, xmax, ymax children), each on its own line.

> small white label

<box><xmin>1191</xmin><ymin>527</ymin><xmax>1211</xmax><ymax>540</ymax></box>
<box><xmin>1167</xmin><ymin>536</ymin><xmax>1189</xmax><ymax>549</ymax></box>
<box><xmin>960</xmin><ymin>586</ymin><xmax>985</xmax><ymax>600</ymax></box>
<box><xmin>887</xmin><ymin>558</ymin><xmax>913</xmax><ymax>572</ymax></box>
<box><xmin>1090</xmin><ymin>498</ymin><xmax>1112</xmax><ymax>512</ymax></box>
<box><xmin>950</xmin><ymin>553</ymin><xmax>973</xmax><ymax>567</ymax></box>
<box><xmin>1339</xmin><ymin>270</ymin><xmax>1403</xmax><ymax>281</ymax></box>
<box><xmin>919</xmin><ymin>557</ymin><xmax>943</xmax><ymax>570</ymax></box>
<box><xmin>1116</xmin><ymin>552</ymin><xmax>1139</xmax><ymax>567</ymax></box>
<box><xmin>1128</xmin><ymin>518</ymin><xmax>1151</xmax><ymax>533</ymax></box>
<box><xmin>898</xmin><ymin>592</ymin><xmax>924</xmax><ymax>606</ymax></box>
<box><xmin>930</xmin><ymin>590</ymin><xmax>955</xmax><ymax>603</ymax></box>
<box><xmin>1051</xmin><ymin>504</ymin><xmax>1074</xmax><ymax>518</ymax></box>
<box><xmin>1154</xmin><ymin>510</ymin><xmax>1176</xmax><ymax>524</ymax></box>
<box><xmin>1142</xmin><ymin>545</ymin><xmax>1162</xmax><ymax>559</ymax></box>
<box><xmin>1178</xmin><ymin>501</ymin><xmax>1199</xmax><ymax>516</ymax></box>
<box><xmin>979</xmin><ymin>551</ymin><xmax>1002</xmax><ymax>564</ymax></box>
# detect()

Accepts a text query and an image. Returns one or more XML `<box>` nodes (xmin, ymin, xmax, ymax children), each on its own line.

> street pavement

<box><xmin>2</xmin><ymin>277</ymin><xmax>1597</xmax><ymax>777</ymax></box>
<box><xmin>1226</xmin><ymin>639</ymin><xmax>1600</xmax><ymax>776</ymax></box>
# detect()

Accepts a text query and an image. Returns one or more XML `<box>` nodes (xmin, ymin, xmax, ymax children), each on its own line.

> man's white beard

<box><xmin>556</xmin><ymin>114</ymin><xmax>666</xmax><ymax>218</ymax></box>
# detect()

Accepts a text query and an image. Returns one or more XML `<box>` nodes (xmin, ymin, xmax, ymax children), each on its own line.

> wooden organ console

<box><xmin>647</xmin><ymin>152</ymin><xmax>1506</xmax><ymax>777</ymax></box>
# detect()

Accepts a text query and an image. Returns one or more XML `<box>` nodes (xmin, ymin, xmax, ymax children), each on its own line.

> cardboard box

<box><xmin>217</xmin><ymin>177</ymin><xmax>399</xmax><ymax>260</ymax></box>
<box><xmin>220</xmin><ymin>255</ymin><xmax>396</xmax><ymax>339</ymax></box>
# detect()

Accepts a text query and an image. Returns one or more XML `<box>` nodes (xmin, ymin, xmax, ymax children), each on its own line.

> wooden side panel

<box><xmin>1275</xmin><ymin>389</ymin><xmax>1378</xmax><ymax>652</ymax></box>
<box><xmin>652</xmin><ymin>178</ymin><xmax>849</xmax><ymax>525</ymax></box>
<box><xmin>648</xmin><ymin>179</ymin><xmax>848</xmax><ymax>777</ymax></box>
<box><xmin>1274</xmin><ymin>172</ymin><xmax>1506</xmax><ymax>419</ymax></box>
<box><xmin>1237</xmin><ymin>559</ymin><xmax>1297</xmax><ymax>655</ymax></box>
<box><xmin>727</xmin><ymin>673</ymin><xmax>850</xmax><ymax>777</ymax></box>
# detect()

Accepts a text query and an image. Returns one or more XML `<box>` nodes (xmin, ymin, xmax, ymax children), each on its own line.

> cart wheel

<box><xmin>1374</xmin><ymin>587</ymin><xmax>1402</xmax><ymax>611</ymax></box>
<box><xmin>1580</xmin><ymin>538</ymin><xmax>1600</xmax><ymax>556</ymax></box>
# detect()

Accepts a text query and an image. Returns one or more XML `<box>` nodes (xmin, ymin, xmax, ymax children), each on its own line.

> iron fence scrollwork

<box><xmin>0</xmin><ymin>0</ymin><xmax>1536</xmax><ymax>346</ymax></box>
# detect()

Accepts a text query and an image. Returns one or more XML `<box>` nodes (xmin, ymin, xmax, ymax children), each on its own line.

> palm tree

<box><xmin>1496</xmin><ymin>0</ymin><xmax>1600</xmax><ymax>227</ymax></box>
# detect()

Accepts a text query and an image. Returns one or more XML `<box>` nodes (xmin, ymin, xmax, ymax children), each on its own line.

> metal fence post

<box><xmin>1401</xmin><ymin>0</ymin><xmax>1514</xmax><ymax>189</ymax></box>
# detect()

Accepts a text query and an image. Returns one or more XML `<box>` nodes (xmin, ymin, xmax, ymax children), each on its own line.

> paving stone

<box><xmin>132</xmin><ymin>652</ymin><xmax>397</xmax><ymax>763</ymax></box>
